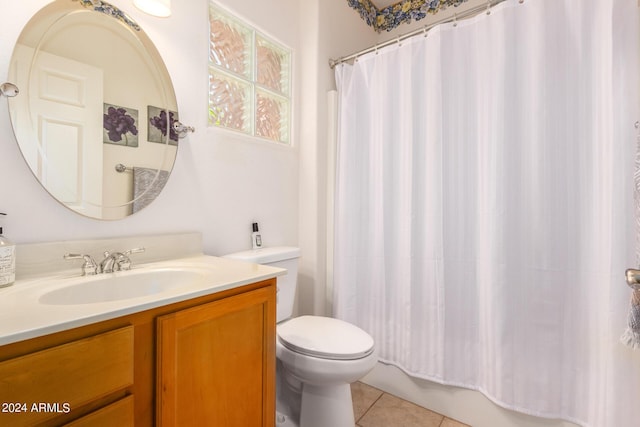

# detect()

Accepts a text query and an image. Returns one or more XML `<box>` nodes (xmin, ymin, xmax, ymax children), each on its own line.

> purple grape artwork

<box><xmin>103</xmin><ymin>106</ymin><xmax>138</xmax><ymax>143</ymax></box>
<box><xmin>149</xmin><ymin>110</ymin><xmax>178</xmax><ymax>142</ymax></box>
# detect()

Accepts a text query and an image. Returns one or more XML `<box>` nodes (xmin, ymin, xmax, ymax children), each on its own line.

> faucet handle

<box><xmin>64</xmin><ymin>253</ymin><xmax>98</xmax><ymax>276</ymax></box>
<box><xmin>117</xmin><ymin>247</ymin><xmax>145</xmax><ymax>271</ymax></box>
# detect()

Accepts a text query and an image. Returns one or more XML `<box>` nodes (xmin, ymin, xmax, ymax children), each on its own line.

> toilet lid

<box><xmin>277</xmin><ymin>316</ymin><xmax>375</xmax><ymax>360</ymax></box>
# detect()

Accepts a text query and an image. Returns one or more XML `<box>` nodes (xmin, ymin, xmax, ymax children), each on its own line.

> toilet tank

<box><xmin>224</xmin><ymin>247</ymin><xmax>300</xmax><ymax>323</ymax></box>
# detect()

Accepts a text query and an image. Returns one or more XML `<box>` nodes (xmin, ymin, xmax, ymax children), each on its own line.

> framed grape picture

<box><xmin>103</xmin><ymin>103</ymin><xmax>139</xmax><ymax>147</ymax></box>
<box><xmin>148</xmin><ymin>105</ymin><xmax>179</xmax><ymax>146</ymax></box>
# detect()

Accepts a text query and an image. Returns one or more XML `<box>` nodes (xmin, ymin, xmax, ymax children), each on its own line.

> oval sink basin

<box><xmin>39</xmin><ymin>268</ymin><xmax>209</xmax><ymax>305</ymax></box>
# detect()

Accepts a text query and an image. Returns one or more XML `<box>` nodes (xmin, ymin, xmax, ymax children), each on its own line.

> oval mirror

<box><xmin>7</xmin><ymin>0</ymin><xmax>179</xmax><ymax>220</ymax></box>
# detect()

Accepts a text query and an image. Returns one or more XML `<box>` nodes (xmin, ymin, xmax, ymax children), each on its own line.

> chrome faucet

<box><xmin>99</xmin><ymin>251</ymin><xmax>125</xmax><ymax>274</ymax></box>
<box><xmin>64</xmin><ymin>247</ymin><xmax>145</xmax><ymax>275</ymax></box>
<box><xmin>99</xmin><ymin>247</ymin><xmax>145</xmax><ymax>273</ymax></box>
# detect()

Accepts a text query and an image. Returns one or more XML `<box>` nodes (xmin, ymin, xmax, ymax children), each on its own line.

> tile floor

<box><xmin>351</xmin><ymin>382</ymin><xmax>470</xmax><ymax>427</ymax></box>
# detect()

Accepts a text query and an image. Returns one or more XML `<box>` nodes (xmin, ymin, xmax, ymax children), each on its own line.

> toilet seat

<box><xmin>277</xmin><ymin>316</ymin><xmax>374</xmax><ymax>360</ymax></box>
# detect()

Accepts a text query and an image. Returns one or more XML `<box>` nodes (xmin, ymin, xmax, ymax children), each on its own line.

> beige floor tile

<box><xmin>358</xmin><ymin>393</ymin><xmax>444</xmax><ymax>427</ymax></box>
<box><xmin>351</xmin><ymin>381</ymin><xmax>384</xmax><ymax>421</ymax></box>
<box><xmin>441</xmin><ymin>417</ymin><xmax>471</xmax><ymax>427</ymax></box>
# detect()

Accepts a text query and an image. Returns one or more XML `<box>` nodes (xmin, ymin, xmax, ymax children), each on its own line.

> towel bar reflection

<box><xmin>625</xmin><ymin>268</ymin><xmax>640</xmax><ymax>290</ymax></box>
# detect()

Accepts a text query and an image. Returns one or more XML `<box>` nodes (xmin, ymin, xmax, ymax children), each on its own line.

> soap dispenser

<box><xmin>251</xmin><ymin>222</ymin><xmax>262</xmax><ymax>250</ymax></box>
<box><xmin>0</xmin><ymin>213</ymin><xmax>15</xmax><ymax>287</ymax></box>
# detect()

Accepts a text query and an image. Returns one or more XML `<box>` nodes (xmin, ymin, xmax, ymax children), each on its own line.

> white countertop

<box><xmin>0</xmin><ymin>255</ymin><xmax>285</xmax><ymax>346</ymax></box>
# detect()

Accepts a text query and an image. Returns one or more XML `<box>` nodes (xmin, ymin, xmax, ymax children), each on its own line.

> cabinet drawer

<box><xmin>63</xmin><ymin>395</ymin><xmax>134</xmax><ymax>427</ymax></box>
<box><xmin>0</xmin><ymin>326</ymin><xmax>133</xmax><ymax>426</ymax></box>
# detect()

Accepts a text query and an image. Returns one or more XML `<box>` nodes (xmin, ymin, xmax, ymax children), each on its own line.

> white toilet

<box><xmin>225</xmin><ymin>247</ymin><xmax>378</xmax><ymax>427</ymax></box>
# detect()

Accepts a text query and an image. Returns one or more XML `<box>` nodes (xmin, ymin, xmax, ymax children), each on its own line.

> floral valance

<box><xmin>347</xmin><ymin>0</ymin><xmax>469</xmax><ymax>32</ymax></box>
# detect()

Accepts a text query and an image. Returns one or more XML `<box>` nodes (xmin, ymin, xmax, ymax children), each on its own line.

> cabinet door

<box><xmin>156</xmin><ymin>285</ymin><xmax>276</xmax><ymax>427</ymax></box>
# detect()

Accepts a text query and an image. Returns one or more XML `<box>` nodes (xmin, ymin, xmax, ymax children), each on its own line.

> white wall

<box><xmin>0</xmin><ymin>0</ymin><xmax>298</xmax><ymax>259</ymax></box>
<box><xmin>296</xmin><ymin>0</ymin><xmax>378</xmax><ymax>316</ymax></box>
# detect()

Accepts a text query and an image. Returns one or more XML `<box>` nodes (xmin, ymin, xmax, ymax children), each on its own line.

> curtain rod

<box><xmin>329</xmin><ymin>0</ymin><xmax>513</xmax><ymax>69</ymax></box>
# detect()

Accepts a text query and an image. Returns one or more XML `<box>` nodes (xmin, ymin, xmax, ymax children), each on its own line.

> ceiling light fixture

<box><xmin>133</xmin><ymin>0</ymin><xmax>171</xmax><ymax>17</ymax></box>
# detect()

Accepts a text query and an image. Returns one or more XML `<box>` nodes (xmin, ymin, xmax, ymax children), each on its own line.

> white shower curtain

<box><xmin>333</xmin><ymin>0</ymin><xmax>640</xmax><ymax>426</ymax></box>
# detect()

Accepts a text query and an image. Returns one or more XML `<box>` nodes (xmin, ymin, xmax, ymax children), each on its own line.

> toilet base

<box><xmin>300</xmin><ymin>383</ymin><xmax>355</xmax><ymax>427</ymax></box>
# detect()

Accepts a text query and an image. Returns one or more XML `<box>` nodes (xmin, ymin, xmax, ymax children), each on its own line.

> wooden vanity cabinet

<box><xmin>0</xmin><ymin>278</ymin><xmax>276</xmax><ymax>427</ymax></box>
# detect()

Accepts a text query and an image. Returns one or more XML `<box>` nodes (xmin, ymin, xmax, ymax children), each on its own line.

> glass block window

<box><xmin>209</xmin><ymin>3</ymin><xmax>292</xmax><ymax>144</ymax></box>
